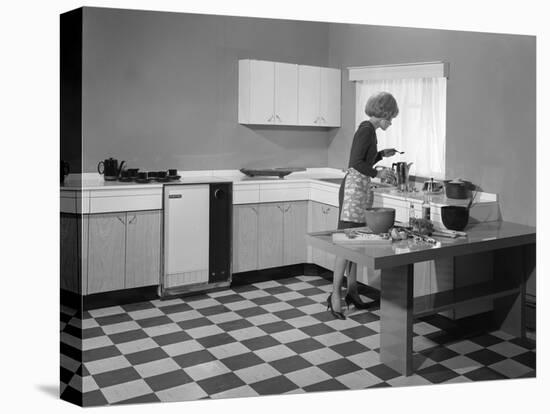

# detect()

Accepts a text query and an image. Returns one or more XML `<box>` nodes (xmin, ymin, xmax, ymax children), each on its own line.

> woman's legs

<box><xmin>331</xmin><ymin>256</ymin><xmax>348</xmax><ymax>313</ymax></box>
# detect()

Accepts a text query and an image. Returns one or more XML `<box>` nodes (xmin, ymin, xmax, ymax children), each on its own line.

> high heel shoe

<box><xmin>345</xmin><ymin>293</ymin><xmax>380</xmax><ymax>310</ymax></box>
<box><xmin>326</xmin><ymin>294</ymin><xmax>346</xmax><ymax>320</ymax></box>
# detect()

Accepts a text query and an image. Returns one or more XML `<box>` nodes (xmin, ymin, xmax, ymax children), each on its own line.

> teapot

<box><xmin>98</xmin><ymin>157</ymin><xmax>126</xmax><ymax>181</ymax></box>
<box><xmin>391</xmin><ymin>162</ymin><xmax>413</xmax><ymax>191</ymax></box>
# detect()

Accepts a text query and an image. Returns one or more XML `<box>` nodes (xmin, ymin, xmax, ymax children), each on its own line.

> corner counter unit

<box><xmin>60</xmin><ymin>169</ymin><xmax>505</xmax><ymax>316</ymax></box>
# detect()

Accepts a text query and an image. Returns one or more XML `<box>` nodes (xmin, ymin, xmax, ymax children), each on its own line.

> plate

<box><xmin>155</xmin><ymin>177</ymin><xmax>170</xmax><ymax>182</ymax></box>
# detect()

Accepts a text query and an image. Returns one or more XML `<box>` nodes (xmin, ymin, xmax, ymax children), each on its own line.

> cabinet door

<box><xmin>324</xmin><ymin>205</ymin><xmax>339</xmax><ymax>271</ymax></box>
<box><xmin>126</xmin><ymin>210</ymin><xmax>161</xmax><ymax>289</ymax></box>
<box><xmin>320</xmin><ymin>67</ymin><xmax>341</xmax><ymax>127</ymax></box>
<box><xmin>298</xmin><ymin>65</ymin><xmax>321</xmax><ymax>126</ymax></box>
<box><xmin>258</xmin><ymin>203</ymin><xmax>284</xmax><ymax>269</ymax></box>
<box><xmin>249</xmin><ymin>60</ymin><xmax>275</xmax><ymax>124</ymax></box>
<box><xmin>233</xmin><ymin>204</ymin><xmax>259</xmax><ymax>273</ymax></box>
<box><xmin>283</xmin><ymin>201</ymin><xmax>308</xmax><ymax>265</ymax></box>
<box><xmin>310</xmin><ymin>202</ymin><xmax>326</xmax><ymax>267</ymax></box>
<box><xmin>87</xmin><ymin>213</ymin><xmax>126</xmax><ymax>294</ymax></box>
<box><xmin>60</xmin><ymin>213</ymin><xmax>80</xmax><ymax>294</ymax></box>
<box><xmin>275</xmin><ymin>62</ymin><xmax>298</xmax><ymax>125</ymax></box>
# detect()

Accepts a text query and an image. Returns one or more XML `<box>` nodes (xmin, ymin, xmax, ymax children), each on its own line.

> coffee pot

<box><xmin>98</xmin><ymin>157</ymin><xmax>126</xmax><ymax>181</ymax></box>
<box><xmin>391</xmin><ymin>162</ymin><xmax>413</xmax><ymax>191</ymax></box>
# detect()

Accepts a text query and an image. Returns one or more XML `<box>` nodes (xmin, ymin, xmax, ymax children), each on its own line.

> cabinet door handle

<box><xmin>314</xmin><ymin>116</ymin><xmax>319</xmax><ymax>124</ymax></box>
<box><xmin>117</xmin><ymin>216</ymin><xmax>126</xmax><ymax>225</ymax></box>
<box><xmin>276</xmin><ymin>114</ymin><xmax>282</xmax><ymax>123</ymax></box>
<box><xmin>267</xmin><ymin>114</ymin><xmax>274</xmax><ymax>123</ymax></box>
<box><xmin>128</xmin><ymin>215</ymin><xmax>137</xmax><ymax>224</ymax></box>
<box><xmin>277</xmin><ymin>204</ymin><xmax>284</xmax><ymax>212</ymax></box>
<box><xmin>251</xmin><ymin>206</ymin><xmax>258</xmax><ymax>214</ymax></box>
<box><xmin>284</xmin><ymin>204</ymin><xmax>291</xmax><ymax>212</ymax></box>
<box><xmin>320</xmin><ymin>116</ymin><xmax>326</xmax><ymax>124</ymax></box>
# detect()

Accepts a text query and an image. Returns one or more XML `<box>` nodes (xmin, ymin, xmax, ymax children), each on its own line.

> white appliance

<box><xmin>161</xmin><ymin>182</ymin><xmax>232</xmax><ymax>296</ymax></box>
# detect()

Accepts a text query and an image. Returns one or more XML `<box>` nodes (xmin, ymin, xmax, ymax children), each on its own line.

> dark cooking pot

<box><xmin>441</xmin><ymin>205</ymin><xmax>469</xmax><ymax>231</ymax></box>
<box><xmin>444</xmin><ymin>179</ymin><xmax>475</xmax><ymax>199</ymax></box>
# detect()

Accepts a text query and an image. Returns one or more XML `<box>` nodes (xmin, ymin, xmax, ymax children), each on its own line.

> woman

<box><xmin>327</xmin><ymin>92</ymin><xmax>399</xmax><ymax>320</ymax></box>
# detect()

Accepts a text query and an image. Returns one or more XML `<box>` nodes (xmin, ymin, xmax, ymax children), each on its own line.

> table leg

<box><xmin>380</xmin><ymin>264</ymin><xmax>414</xmax><ymax>376</ymax></box>
<box><xmin>493</xmin><ymin>245</ymin><xmax>532</xmax><ymax>337</ymax></box>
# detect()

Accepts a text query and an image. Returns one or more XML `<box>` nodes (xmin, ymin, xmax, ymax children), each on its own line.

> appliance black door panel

<box><xmin>209</xmin><ymin>183</ymin><xmax>232</xmax><ymax>283</ymax></box>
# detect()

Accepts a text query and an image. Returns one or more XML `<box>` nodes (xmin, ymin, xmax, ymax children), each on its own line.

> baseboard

<box><xmin>83</xmin><ymin>286</ymin><xmax>159</xmax><ymax>311</ymax></box>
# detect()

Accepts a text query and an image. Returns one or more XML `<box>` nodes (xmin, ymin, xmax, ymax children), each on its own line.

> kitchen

<box><xmin>59</xmin><ymin>6</ymin><xmax>536</xmax><ymax>407</ymax></box>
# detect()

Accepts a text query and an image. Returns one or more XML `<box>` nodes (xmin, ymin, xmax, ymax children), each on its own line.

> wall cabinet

<box><xmin>232</xmin><ymin>201</ymin><xmax>307</xmax><ymax>272</ymax></box>
<box><xmin>238</xmin><ymin>59</ymin><xmax>298</xmax><ymax>125</ymax></box>
<box><xmin>309</xmin><ymin>201</ymin><xmax>339</xmax><ymax>271</ymax></box>
<box><xmin>298</xmin><ymin>65</ymin><xmax>341</xmax><ymax>127</ymax></box>
<box><xmin>87</xmin><ymin>210</ymin><xmax>162</xmax><ymax>294</ymax></box>
<box><xmin>238</xmin><ymin>59</ymin><xmax>341</xmax><ymax>127</ymax></box>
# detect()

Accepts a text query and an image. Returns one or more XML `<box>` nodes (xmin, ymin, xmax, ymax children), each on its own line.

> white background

<box><xmin>1</xmin><ymin>0</ymin><xmax>547</xmax><ymax>412</ymax></box>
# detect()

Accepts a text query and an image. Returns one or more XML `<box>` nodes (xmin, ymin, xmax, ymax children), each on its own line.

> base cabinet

<box><xmin>87</xmin><ymin>213</ymin><xmax>126</xmax><ymax>294</ymax></box>
<box><xmin>86</xmin><ymin>210</ymin><xmax>162</xmax><ymax>295</ymax></box>
<box><xmin>126</xmin><ymin>210</ymin><xmax>162</xmax><ymax>289</ymax></box>
<box><xmin>233</xmin><ymin>205</ymin><xmax>259</xmax><ymax>273</ymax></box>
<box><xmin>233</xmin><ymin>201</ymin><xmax>307</xmax><ymax>272</ymax></box>
<box><xmin>309</xmin><ymin>201</ymin><xmax>339</xmax><ymax>271</ymax></box>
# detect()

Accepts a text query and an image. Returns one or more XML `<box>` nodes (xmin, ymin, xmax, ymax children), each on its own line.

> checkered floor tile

<box><xmin>60</xmin><ymin>275</ymin><xmax>536</xmax><ymax>406</ymax></box>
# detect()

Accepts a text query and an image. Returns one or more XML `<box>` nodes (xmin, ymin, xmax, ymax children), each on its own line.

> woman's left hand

<box><xmin>381</xmin><ymin>148</ymin><xmax>400</xmax><ymax>157</ymax></box>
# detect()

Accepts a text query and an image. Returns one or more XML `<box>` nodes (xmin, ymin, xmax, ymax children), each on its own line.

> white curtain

<box><xmin>355</xmin><ymin>77</ymin><xmax>446</xmax><ymax>179</ymax></box>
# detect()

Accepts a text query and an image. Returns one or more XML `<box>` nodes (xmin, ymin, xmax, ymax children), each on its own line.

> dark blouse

<box><xmin>347</xmin><ymin>120</ymin><xmax>382</xmax><ymax>178</ymax></box>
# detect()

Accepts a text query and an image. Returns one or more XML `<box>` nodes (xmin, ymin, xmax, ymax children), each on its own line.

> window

<box><xmin>349</xmin><ymin>62</ymin><xmax>448</xmax><ymax>179</ymax></box>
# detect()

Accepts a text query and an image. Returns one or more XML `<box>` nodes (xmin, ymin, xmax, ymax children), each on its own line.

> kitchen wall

<box><xmin>81</xmin><ymin>7</ymin><xmax>331</xmax><ymax>172</ymax></box>
<box><xmin>326</xmin><ymin>24</ymin><xmax>536</xmax><ymax>226</ymax></box>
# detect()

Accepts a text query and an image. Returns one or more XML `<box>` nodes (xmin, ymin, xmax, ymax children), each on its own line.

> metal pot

<box><xmin>444</xmin><ymin>179</ymin><xmax>474</xmax><ymax>199</ymax></box>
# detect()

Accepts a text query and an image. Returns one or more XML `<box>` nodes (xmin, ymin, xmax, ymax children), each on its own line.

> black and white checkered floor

<box><xmin>60</xmin><ymin>275</ymin><xmax>536</xmax><ymax>406</ymax></box>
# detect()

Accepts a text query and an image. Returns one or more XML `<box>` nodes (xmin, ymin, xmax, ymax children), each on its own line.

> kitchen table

<box><xmin>305</xmin><ymin>221</ymin><xmax>536</xmax><ymax>376</ymax></box>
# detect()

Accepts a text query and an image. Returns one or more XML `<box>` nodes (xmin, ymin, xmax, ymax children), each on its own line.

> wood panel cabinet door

<box><xmin>324</xmin><ymin>205</ymin><xmax>339</xmax><ymax>271</ymax></box>
<box><xmin>60</xmin><ymin>213</ymin><xmax>79</xmax><ymax>294</ymax></box>
<box><xmin>298</xmin><ymin>65</ymin><xmax>321</xmax><ymax>126</ymax></box>
<box><xmin>232</xmin><ymin>204</ymin><xmax>259</xmax><ymax>273</ymax></box>
<box><xmin>309</xmin><ymin>201</ymin><xmax>326</xmax><ymax>267</ymax></box>
<box><xmin>125</xmin><ymin>210</ymin><xmax>162</xmax><ymax>289</ymax></box>
<box><xmin>258</xmin><ymin>203</ymin><xmax>284</xmax><ymax>269</ymax></box>
<box><xmin>87</xmin><ymin>213</ymin><xmax>126</xmax><ymax>294</ymax></box>
<box><xmin>274</xmin><ymin>62</ymin><xmax>298</xmax><ymax>125</ymax></box>
<box><xmin>320</xmin><ymin>67</ymin><xmax>341</xmax><ymax>127</ymax></box>
<box><xmin>283</xmin><ymin>201</ymin><xmax>308</xmax><ymax>265</ymax></box>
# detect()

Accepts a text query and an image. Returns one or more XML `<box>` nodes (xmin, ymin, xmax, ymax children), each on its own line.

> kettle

<box><xmin>98</xmin><ymin>157</ymin><xmax>126</xmax><ymax>181</ymax></box>
<box><xmin>391</xmin><ymin>162</ymin><xmax>413</xmax><ymax>191</ymax></box>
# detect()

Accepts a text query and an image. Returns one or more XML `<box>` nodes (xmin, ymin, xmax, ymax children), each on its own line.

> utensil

<box><xmin>98</xmin><ymin>158</ymin><xmax>126</xmax><ymax>181</ymax></box>
<box><xmin>391</xmin><ymin>162</ymin><xmax>414</xmax><ymax>191</ymax></box>
<box><xmin>422</xmin><ymin>178</ymin><xmax>443</xmax><ymax>193</ymax></box>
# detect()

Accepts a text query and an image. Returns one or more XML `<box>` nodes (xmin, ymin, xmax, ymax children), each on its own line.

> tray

<box><xmin>240</xmin><ymin>167</ymin><xmax>306</xmax><ymax>179</ymax></box>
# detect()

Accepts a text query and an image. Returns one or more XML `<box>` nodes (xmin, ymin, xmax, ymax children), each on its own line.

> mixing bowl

<box><xmin>364</xmin><ymin>207</ymin><xmax>396</xmax><ymax>233</ymax></box>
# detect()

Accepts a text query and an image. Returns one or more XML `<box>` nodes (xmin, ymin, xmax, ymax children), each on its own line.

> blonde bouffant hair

<box><xmin>365</xmin><ymin>92</ymin><xmax>399</xmax><ymax>119</ymax></box>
